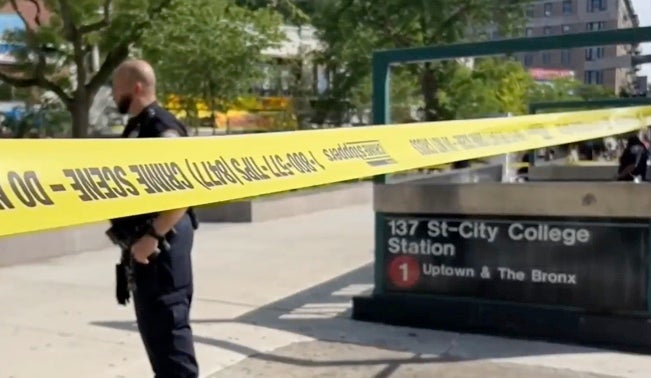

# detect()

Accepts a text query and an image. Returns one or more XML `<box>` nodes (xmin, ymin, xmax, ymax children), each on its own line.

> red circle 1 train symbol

<box><xmin>387</xmin><ymin>255</ymin><xmax>420</xmax><ymax>289</ymax></box>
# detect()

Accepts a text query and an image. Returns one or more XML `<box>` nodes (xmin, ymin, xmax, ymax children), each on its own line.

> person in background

<box><xmin>616</xmin><ymin>133</ymin><xmax>649</xmax><ymax>182</ymax></box>
<box><xmin>641</xmin><ymin>128</ymin><xmax>651</xmax><ymax>149</ymax></box>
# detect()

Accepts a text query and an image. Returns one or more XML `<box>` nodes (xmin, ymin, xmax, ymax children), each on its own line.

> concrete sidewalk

<box><xmin>1</xmin><ymin>204</ymin><xmax>650</xmax><ymax>377</ymax></box>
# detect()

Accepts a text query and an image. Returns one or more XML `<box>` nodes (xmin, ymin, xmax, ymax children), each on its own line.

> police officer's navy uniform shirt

<box><xmin>122</xmin><ymin>101</ymin><xmax>187</xmax><ymax>139</ymax></box>
<box><xmin>119</xmin><ymin>102</ymin><xmax>194</xmax><ymax>296</ymax></box>
<box><xmin>118</xmin><ymin>102</ymin><xmax>188</xmax><ymax>227</ymax></box>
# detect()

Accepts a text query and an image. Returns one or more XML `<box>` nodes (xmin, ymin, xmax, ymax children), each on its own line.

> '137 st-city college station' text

<box><xmin>386</xmin><ymin>218</ymin><xmax>584</xmax><ymax>286</ymax></box>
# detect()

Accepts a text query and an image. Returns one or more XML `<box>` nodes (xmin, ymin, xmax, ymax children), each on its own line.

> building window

<box><xmin>587</xmin><ymin>0</ymin><xmax>607</xmax><ymax>13</ymax></box>
<box><xmin>543</xmin><ymin>26</ymin><xmax>552</xmax><ymax>35</ymax></box>
<box><xmin>525</xmin><ymin>4</ymin><xmax>535</xmax><ymax>17</ymax></box>
<box><xmin>562</xmin><ymin>0</ymin><xmax>573</xmax><ymax>14</ymax></box>
<box><xmin>586</xmin><ymin>21</ymin><xmax>607</xmax><ymax>31</ymax></box>
<box><xmin>561</xmin><ymin>49</ymin><xmax>571</xmax><ymax>64</ymax></box>
<box><xmin>542</xmin><ymin>52</ymin><xmax>552</xmax><ymax>65</ymax></box>
<box><xmin>525</xmin><ymin>27</ymin><xmax>533</xmax><ymax>37</ymax></box>
<box><xmin>562</xmin><ymin>24</ymin><xmax>571</xmax><ymax>33</ymax></box>
<box><xmin>524</xmin><ymin>53</ymin><xmax>534</xmax><ymax>67</ymax></box>
<box><xmin>585</xmin><ymin>47</ymin><xmax>605</xmax><ymax>61</ymax></box>
<box><xmin>584</xmin><ymin>70</ymin><xmax>604</xmax><ymax>85</ymax></box>
<box><xmin>544</xmin><ymin>2</ymin><xmax>552</xmax><ymax>16</ymax></box>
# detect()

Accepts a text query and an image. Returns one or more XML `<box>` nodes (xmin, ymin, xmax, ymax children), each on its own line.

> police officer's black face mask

<box><xmin>116</xmin><ymin>94</ymin><xmax>133</xmax><ymax>115</ymax></box>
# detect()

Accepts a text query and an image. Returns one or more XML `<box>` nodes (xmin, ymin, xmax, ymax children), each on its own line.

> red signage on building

<box><xmin>528</xmin><ymin>68</ymin><xmax>575</xmax><ymax>81</ymax></box>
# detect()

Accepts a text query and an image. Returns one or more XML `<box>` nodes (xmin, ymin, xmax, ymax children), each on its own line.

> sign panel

<box><xmin>381</xmin><ymin>215</ymin><xmax>649</xmax><ymax>311</ymax></box>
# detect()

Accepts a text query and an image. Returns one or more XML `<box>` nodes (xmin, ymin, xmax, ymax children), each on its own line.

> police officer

<box><xmin>111</xmin><ymin>59</ymin><xmax>199</xmax><ymax>377</ymax></box>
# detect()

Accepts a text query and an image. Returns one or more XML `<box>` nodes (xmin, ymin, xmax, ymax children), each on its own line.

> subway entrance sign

<box><xmin>354</xmin><ymin>25</ymin><xmax>651</xmax><ymax>352</ymax></box>
<box><xmin>353</xmin><ymin>181</ymin><xmax>651</xmax><ymax>351</ymax></box>
<box><xmin>381</xmin><ymin>215</ymin><xmax>648</xmax><ymax>312</ymax></box>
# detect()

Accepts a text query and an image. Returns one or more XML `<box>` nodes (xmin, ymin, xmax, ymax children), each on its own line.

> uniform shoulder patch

<box><xmin>146</xmin><ymin>107</ymin><xmax>156</xmax><ymax>118</ymax></box>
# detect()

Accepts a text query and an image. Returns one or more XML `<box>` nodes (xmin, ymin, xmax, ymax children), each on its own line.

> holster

<box><xmin>106</xmin><ymin>218</ymin><xmax>175</xmax><ymax>306</ymax></box>
<box><xmin>188</xmin><ymin>207</ymin><xmax>199</xmax><ymax>230</ymax></box>
<box><xmin>115</xmin><ymin>261</ymin><xmax>130</xmax><ymax>305</ymax></box>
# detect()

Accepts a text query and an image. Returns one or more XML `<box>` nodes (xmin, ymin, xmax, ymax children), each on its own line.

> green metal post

<box><xmin>371</xmin><ymin>53</ymin><xmax>390</xmax><ymax>295</ymax></box>
<box><xmin>528</xmin><ymin>104</ymin><xmax>538</xmax><ymax>166</ymax></box>
<box><xmin>372</xmin><ymin>27</ymin><xmax>651</xmax><ymax>64</ymax></box>
<box><xmin>371</xmin><ymin>53</ymin><xmax>391</xmax><ymax>127</ymax></box>
<box><xmin>531</xmin><ymin>97</ymin><xmax>651</xmax><ymax>112</ymax></box>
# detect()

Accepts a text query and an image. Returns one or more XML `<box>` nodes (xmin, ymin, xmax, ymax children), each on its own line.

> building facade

<box><xmin>516</xmin><ymin>0</ymin><xmax>641</xmax><ymax>93</ymax></box>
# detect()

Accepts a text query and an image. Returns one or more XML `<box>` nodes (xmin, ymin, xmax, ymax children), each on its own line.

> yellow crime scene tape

<box><xmin>1</xmin><ymin>105</ymin><xmax>650</xmax><ymax>238</ymax></box>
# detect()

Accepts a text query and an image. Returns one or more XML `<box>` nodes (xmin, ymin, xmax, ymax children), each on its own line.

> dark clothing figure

<box><xmin>452</xmin><ymin>160</ymin><xmax>470</xmax><ymax>169</ymax></box>
<box><xmin>119</xmin><ymin>102</ymin><xmax>199</xmax><ymax>377</ymax></box>
<box><xmin>617</xmin><ymin>136</ymin><xmax>649</xmax><ymax>182</ymax></box>
<box><xmin>133</xmin><ymin>213</ymin><xmax>197</xmax><ymax>378</ymax></box>
<box><xmin>516</xmin><ymin>153</ymin><xmax>530</xmax><ymax>180</ymax></box>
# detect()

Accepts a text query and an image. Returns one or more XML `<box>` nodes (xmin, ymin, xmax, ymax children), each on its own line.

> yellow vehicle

<box><xmin>164</xmin><ymin>95</ymin><xmax>298</xmax><ymax>134</ymax></box>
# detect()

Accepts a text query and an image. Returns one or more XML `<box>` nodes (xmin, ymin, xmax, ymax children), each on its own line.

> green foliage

<box><xmin>438</xmin><ymin>59</ymin><xmax>618</xmax><ymax>118</ymax></box>
<box><xmin>0</xmin><ymin>0</ymin><xmax>176</xmax><ymax>137</ymax></box>
<box><xmin>2</xmin><ymin>100</ymin><xmax>71</xmax><ymax>138</ymax></box>
<box><xmin>139</xmin><ymin>0</ymin><xmax>285</xmax><ymax>122</ymax></box>
<box><xmin>347</xmin><ymin>67</ymin><xmax>420</xmax><ymax>122</ymax></box>
<box><xmin>528</xmin><ymin>77</ymin><xmax>616</xmax><ymax>104</ymax></box>
<box><xmin>234</xmin><ymin>0</ymin><xmax>311</xmax><ymax>24</ymax></box>
<box><xmin>304</xmin><ymin>0</ymin><xmax>531</xmax><ymax>121</ymax></box>
<box><xmin>436</xmin><ymin>57</ymin><xmax>536</xmax><ymax>118</ymax></box>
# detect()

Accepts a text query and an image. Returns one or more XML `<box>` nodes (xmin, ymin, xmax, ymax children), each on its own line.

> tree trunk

<box><xmin>70</xmin><ymin>96</ymin><xmax>90</xmax><ymax>138</ymax></box>
<box><xmin>420</xmin><ymin>62</ymin><xmax>438</xmax><ymax>122</ymax></box>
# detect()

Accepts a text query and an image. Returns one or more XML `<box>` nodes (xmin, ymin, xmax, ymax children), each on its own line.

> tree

<box><xmin>342</xmin><ymin>67</ymin><xmax>421</xmax><ymax>123</ymax></box>
<box><xmin>234</xmin><ymin>0</ymin><xmax>311</xmax><ymax>24</ymax></box>
<box><xmin>306</xmin><ymin>0</ymin><xmax>530</xmax><ymax>122</ymax></box>
<box><xmin>578</xmin><ymin>83</ymin><xmax>617</xmax><ymax>100</ymax></box>
<box><xmin>528</xmin><ymin>77</ymin><xmax>582</xmax><ymax>104</ymax></box>
<box><xmin>436</xmin><ymin>57</ymin><xmax>536</xmax><ymax>119</ymax></box>
<box><xmin>139</xmin><ymin>0</ymin><xmax>284</xmax><ymax>129</ymax></box>
<box><xmin>0</xmin><ymin>0</ymin><xmax>175</xmax><ymax>137</ymax></box>
<box><xmin>528</xmin><ymin>77</ymin><xmax>617</xmax><ymax>105</ymax></box>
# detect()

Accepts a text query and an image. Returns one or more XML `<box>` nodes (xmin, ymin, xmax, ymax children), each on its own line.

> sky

<box><xmin>632</xmin><ymin>0</ymin><xmax>651</xmax><ymax>78</ymax></box>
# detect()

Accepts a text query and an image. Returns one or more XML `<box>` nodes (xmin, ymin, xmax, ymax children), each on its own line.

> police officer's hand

<box><xmin>131</xmin><ymin>235</ymin><xmax>158</xmax><ymax>264</ymax></box>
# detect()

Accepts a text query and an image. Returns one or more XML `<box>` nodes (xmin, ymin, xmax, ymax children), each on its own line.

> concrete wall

<box><xmin>529</xmin><ymin>164</ymin><xmax>618</xmax><ymax>181</ymax></box>
<box><xmin>0</xmin><ymin>222</ymin><xmax>111</xmax><ymax>267</ymax></box>
<box><xmin>0</xmin><ymin>182</ymin><xmax>373</xmax><ymax>266</ymax></box>
<box><xmin>194</xmin><ymin>181</ymin><xmax>372</xmax><ymax>222</ymax></box>
<box><xmin>388</xmin><ymin>164</ymin><xmax>503</xmax><ymax>185</ymax></box>
<box><xmin>374</xmin><ymin>181</ymin><xmax>651</xmax><ymax>218</ymax></box>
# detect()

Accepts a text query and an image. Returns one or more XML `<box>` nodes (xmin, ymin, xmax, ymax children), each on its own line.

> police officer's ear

<box><xmin>133</xmin><ymin>81</ymin><xmax>144</xmax><ymax>95</ymax></box>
